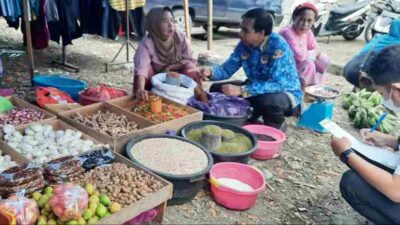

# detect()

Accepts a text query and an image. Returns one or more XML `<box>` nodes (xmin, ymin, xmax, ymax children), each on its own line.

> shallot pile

<box><xmin>72</xmin><ymin>111</ymin><xmax>140</xmax><ymax>137</ymax></box>
<box><xmin>0</xmin><ymin>107</ymin><xmax>46</xmax><ymax>128</ymax></box>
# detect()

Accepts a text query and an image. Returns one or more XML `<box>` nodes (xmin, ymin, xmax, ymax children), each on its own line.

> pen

<box><xmin>370</xmin><ymin>112</ymin><xmax>388</xmax><ymax>132</ymax></box>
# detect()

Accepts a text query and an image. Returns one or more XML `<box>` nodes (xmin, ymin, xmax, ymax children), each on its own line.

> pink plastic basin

<box><xmin>243</xmin><ymin>125</ymin><xmax>286</xmax><ymax>160</ymax></box>
<box><xmin>209</xmin><ymin>162</ymin><xmax>266</xmax><ymax>210</ymax></box>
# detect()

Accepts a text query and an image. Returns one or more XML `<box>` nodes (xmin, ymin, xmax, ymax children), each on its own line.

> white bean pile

<box><xmin>130</xmin><ymin>138</ymin><xmax>208</xmax><ymax>175</ymax></box>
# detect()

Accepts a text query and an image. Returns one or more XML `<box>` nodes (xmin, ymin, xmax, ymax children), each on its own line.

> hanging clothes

<box><xmin>47</xmin><ymin>0</ymin><xmax>82</xmax><ymax>46</ymax></box>
<box><xmin>44</xmin><ymin>0</ymin><xmax>59</xmax><ymax>22</ymax></box>
<box><xmin>108</xmin><ymin>0</ymin><xmax>146</xmax><ymax>11</ymax></box>
<box><xmin>79</xmin><ymin>0</ymin><xmax>104</xmax><ymax>35</ymax></box>
<box><xmin>22</xmin><ymin>0</ymin><xmax>50</xmax><ymax>49</ymax></box>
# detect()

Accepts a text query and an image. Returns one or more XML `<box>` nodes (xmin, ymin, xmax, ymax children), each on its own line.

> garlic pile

<box><xmin>3</xmin><ymin>124</ymin><xmax>96</xmax><ymax>164</ymax></box>
<box><xmin>0</xmin><ymin>150</ymin><xmax>18</xmax><ymax>173</ymax></box>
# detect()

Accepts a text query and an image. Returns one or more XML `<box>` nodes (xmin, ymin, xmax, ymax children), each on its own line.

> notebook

<box><xmin>320</xmin><ymin>119</ymin><xmax>400</xmax><ymax>169</ymax></box>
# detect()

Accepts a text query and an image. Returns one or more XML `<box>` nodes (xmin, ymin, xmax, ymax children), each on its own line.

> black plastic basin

<box><xmin>180</xmin><ymin>120</ymin><xmax>258</xmax><ymax>164</ymax></box>
<box><xmin>203</xmin><ymin>112</ymin><xmax>250</xmax><ymax>127</ymax></box>
<box><xmin>125</xmin><ymin>134</ymin><xmax>213</xmax><ymax>205</ymax></box>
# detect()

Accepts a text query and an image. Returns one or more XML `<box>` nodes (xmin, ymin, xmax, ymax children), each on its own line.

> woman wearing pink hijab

<box><xmin>280</xmin><ymin>3</ymin><xmax>330</xmax><ymax>89</ymax></box>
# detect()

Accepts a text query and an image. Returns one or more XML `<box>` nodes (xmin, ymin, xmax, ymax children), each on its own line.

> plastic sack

<box><xmin>36</xmin><ymin>87</ymin><xmax>75</xmax><ymax>108</ymax></box>
<box><xmin>0</xmin><ymin>191</ymin><xmax>39</xmax><ymax>225</ymax></box>
<box><xmin>151</xmin><ymin>73</ymin><xmax>197</xmax><ymax>105</ymax></box>
<box><xmin>44</xmin><ymin>156</ymin><xmax>83</xmax><ymax>184</ymax></box>
<box><xmin>80</xmin><ymin>83</ymin><xmax>127</xmax><ymax>101</ymax></box>
<box><xmin>78</xmin><ymin>147</ymin><xmax>115</xmax><ymax>170</ymax></box>
<box><xmin>187</xmin><ymin>92</ymin><xmax>251</xmax><ymax>117</ymax></box>
<box><xmin>49</xmin><ymin>183</ymin><xmax>89</xmax><ymax>222</ymax></box>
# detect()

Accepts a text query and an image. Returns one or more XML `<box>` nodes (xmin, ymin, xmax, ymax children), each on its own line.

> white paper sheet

<box><xmin>320</xmin><ymin>119</ymin><xmax>400</xmax><ymax>169</ymax></box>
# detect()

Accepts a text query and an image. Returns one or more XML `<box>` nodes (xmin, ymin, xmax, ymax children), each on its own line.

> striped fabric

<box><xmin>108</xmin><ymin>0</ymin><xmax>146</xmax><ymax>11</ymax></box>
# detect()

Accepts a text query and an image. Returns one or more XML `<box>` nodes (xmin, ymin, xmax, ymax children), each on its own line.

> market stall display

<box><xmin>79</xmin><ymin>83</ymin><xmax>128</xmax><ymax>106</ymax></box>
<box><xmin>59</xmin><ymin>102</ymin><xmax>155</xmax><ymax>152</ymax></box>
<box><xmin>342</xmin><ymin>89</ymin><xmax>398</xmax><ymax>133</ymax></box>
<box><xmin>72</xmin><ymin>111</ymin><xmax>140</xmax><ymax>138</ymax></box>
<box><xmin>71</xmin><ymin>163</ymin><xmax>164</xmax><ymax>208</ymax></box>
<box><xmin>0</xmin><ymin>96</ymin><xmax>55</xmax><ymax>129</ymax></box>
<box><xmin>0</xmin><ymin>163</ymin><xmax>45</xmax><ymax>198</ymax></box>
<box><xmin>108</xmin><ymin>95</ymin><xmax>203</xmax><ymax>143</ymax></box>
<box><xmin>126</xmin><ymin>135</ymin><xmax>212</xmax><ymax>205</ymax></box>
<box><xmin>0</xmin><ymin>150</ymin><xmax>18</xmax><ymax>173</ymax></box>
<box><xmin>0</xmin><ymin>192</ymin><xmax>39</xmax><ymax>225</ymax></box>
<box><xmin>2</xmin><ymin>123</ymin><xmax>97</xmax><ymax>164</ymax></box>
<box><xmin>181</xmin><ymin>121</ymin><xmax>257</xmax><ymax>164</ymax></box>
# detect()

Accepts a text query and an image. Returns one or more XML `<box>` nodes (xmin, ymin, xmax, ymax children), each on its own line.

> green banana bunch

<box><xmin>341</xmin><ymin>89</ymin><xmax>397</xmax><ymax>133</ymax></box>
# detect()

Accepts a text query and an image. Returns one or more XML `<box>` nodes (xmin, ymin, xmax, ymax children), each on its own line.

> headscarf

<box><xmin>146</xmin><ymin>7</ymin><xmax>183</xmax><ymax>64</ymax></box>
<box><xmin>359</xmin><ymin>19</ymin><xmax>400</xmax><ymax>55</ymax></box>
<box><xmin>293</xmin><ymin>2</ymin><xmax>318</xmax><ymax>19</ymax></box>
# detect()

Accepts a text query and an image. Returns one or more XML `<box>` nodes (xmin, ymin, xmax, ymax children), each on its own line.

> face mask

<box><xmin>383</xmin><ymin>88</ymin><xmax>400</xmax><ymax>113</ymax></box>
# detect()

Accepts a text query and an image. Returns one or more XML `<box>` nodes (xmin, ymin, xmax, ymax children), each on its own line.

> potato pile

<box><xmin>72</xmin><ymin>111</ymin><xmax>139</xmax><ymax>137</ymax></box>
<box><xmin>71</xmin><ymin>163</ymin><xmax>163</xmax><ymax>207</ymax></box>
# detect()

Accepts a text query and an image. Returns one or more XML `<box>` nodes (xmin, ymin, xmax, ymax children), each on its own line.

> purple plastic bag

<box><xmin>123</xmin><ymin>208</ymin><xmax>159</xmax><ymax>225</ymax></box>
<box><xmin>187</xmin><ymin>92</ymin><xmax>250</xmax><ymax>117</ymax></box>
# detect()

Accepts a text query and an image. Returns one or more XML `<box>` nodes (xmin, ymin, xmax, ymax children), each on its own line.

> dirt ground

<box><xmin>0</xmin><ymin>17</ymin><xmax>369</xmax><ymax>224</ymax></box>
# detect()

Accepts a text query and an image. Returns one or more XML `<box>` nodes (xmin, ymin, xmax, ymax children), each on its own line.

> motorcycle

<box><xmin>291</xmin><ymin>0</ymin><xmax>372</xmax><ymax>40</ymax></box>
<box><xmin>364</xmin><ymin>0</ymin><xmax>400</xmax><ymax>42</ymax></box>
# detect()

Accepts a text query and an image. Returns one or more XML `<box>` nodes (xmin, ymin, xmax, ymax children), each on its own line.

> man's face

<box><xmin>239</xmin><ymin>18</ymin><xmax>265</xmax><ymax>47</ymax></box>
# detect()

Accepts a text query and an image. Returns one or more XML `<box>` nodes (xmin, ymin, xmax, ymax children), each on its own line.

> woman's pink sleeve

<box><xmin>178</xmin><ymin>30</ymin><xmax>196</xmax><ymax>68</ymax></box>
<box><xmin>133</xmin><ymin>40</ymin><xmax>152</xmax><ymax>77</ymax></box>
<box><xmin>280</xmin><ymin>27</ymin><xmax>308</xmax><ymax>63</ymax></box>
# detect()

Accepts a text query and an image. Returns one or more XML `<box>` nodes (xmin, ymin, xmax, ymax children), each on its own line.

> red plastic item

<box><xmin>209</xmin><ymin>162</ymin><xmax>266</xmax><ymax>210</ymax></box>
<box><xmin>243</xmin><ymin>125</ymin><xmax>286</xmax><ymax>160</ymax></box>
<box><xmin>0</xmin><ymin>209</ymin><xmax>16</xmax><ymax>225</ymax></box>
<box><xmin>79</xmin><ymin>83</ymin><xmax>127</xmax><ymax>105</ymax></box>
<box><xmin>36</xmin><ymin>87</ymin><xmax>75</xmax><ymax>108</ymax></box>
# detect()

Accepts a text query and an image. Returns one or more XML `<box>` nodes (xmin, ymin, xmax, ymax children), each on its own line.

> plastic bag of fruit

<box><xmin>0</xmin><ymin>190</ymin><xmax>39</xmax><ymax>225</ymax></box>
<box><xmin>49</xmin><ymin>183</ymin><xmax>89</xmax><ymax>222</ymax></box>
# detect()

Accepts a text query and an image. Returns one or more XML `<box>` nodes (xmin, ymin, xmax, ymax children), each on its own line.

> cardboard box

<box><xmin>0</xmin><ymin>145</ymin><xmax>173</xmax><ymax>224</ymax></box>
<box><xmin>0</xmin><ymin>119</ymin><xmax>103</xmax><ymax>163</ymax></box>
<box><xmin>58</xmin><ymin>102</ymin><xmax>156</xmax><ymax>152</ymax></box>
<box><xmin>44</xmin><ymin>103</ymin><xmax>82</xmax><ymax>114</ymax></box>
<box><xmin>108</xmin><ymin>95</ymin><xmax>203</xmax><ymax>135</ymax></box>
<box><xmin>2</xmin><ymin>96</ymin><xmax>56</xmax><ymax>129</ymax></box>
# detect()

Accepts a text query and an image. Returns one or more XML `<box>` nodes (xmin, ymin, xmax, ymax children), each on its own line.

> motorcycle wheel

<box><xmin>342</xmin><ymin>23</ymin><xmax>365</xmax><ymax>41</ymax></box>
<box><xmin>364</xmin><ymin>21</ymin><xmax>376</xmax><ymax>43</ymax></box>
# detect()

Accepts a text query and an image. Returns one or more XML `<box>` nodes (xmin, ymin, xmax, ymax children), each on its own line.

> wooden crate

<box><xmin>0</xmin><ymin>119</ymin><xmax>103</xmax><ymax>163</ymax></box>
<box><xmin>44</xmin><ymin>103</ymin><xmax>82</xmax><ymax>114</ymax></box>
<box><xmin>0</xmin><ymin>146</ymin><xmax>173</xmax><ymax>224</ymax></box>
<box><xmin>108</xmin><ymin>95</ymin><xmax>203</xmax><ymax>135</ymax></box>
<box><xmin>58</xmin><ymin>102</ymin><xmax>156</xmax><ymax>152</ymax></box>
<box><xmin>2</xmin><ymin>96</ymin><xmax>56</xmax><ymax>130</ymax></box>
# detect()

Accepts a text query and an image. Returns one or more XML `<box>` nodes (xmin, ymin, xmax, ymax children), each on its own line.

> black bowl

<box><xmin>125</xmin><ymin>134</ymin><xmax>213</xmax><ymax>205</ymax></box>
<box><xmin>180</xmin><ymin>120</ymin><xmax>258</xmax><ymax>164</ymax></box>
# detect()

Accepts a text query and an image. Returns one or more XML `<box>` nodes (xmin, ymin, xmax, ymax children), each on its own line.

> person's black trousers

<box><xmin>340</xmin><ymin>157</ymin><xmax>400</xmax><ymax>225</ymax></box>
<box><xmin>209</xmin><ymin>81</ymin><xmax>299</xmax><ymax>129</ymax></box>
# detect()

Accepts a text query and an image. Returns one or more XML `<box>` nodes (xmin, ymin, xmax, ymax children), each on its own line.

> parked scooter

<box><xmin>291</xmin><ymin>0</ymin><xmax>373</xmax><ymax>40</ymax></box>
<box><xmin>364</xmin><ymin>0</ymin><xmax>400</xmax><ymax>42</ymax></box>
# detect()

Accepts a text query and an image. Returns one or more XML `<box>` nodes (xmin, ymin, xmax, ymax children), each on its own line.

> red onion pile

<box><xmin>0</xmin><ymin>107</ymin><xmax>46</xmax><ymax>128</ymax></box>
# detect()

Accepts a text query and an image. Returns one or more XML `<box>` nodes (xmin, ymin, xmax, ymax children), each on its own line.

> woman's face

<box><xmin>293</xmin><ymin>9</ymin><xmax>316</xmax><ymax>34</ymax></box>
<box><xmin>159</xmin><ymin>11</ymin><xmax>176</xmax><ymax>39</ymax></box>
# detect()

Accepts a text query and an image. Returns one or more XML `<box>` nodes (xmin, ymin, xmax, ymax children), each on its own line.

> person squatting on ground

<box><xmin>331</xmin><ymin>45</ymin><xmax>400</xmax><ymax>224</ymax></box>
<box><xmin>197</xmin><ymin>8</ymin><xmax>303</xmax><ymax>131</ymax></box>
<box><xmin>280</xmin><ymin>2</ymin><xmax>330</xmax><ymax>89</ymax></box>
<box><xmin>344</xmin><ymin>19</ymin><xmax>400</xmax><ymax>88</ymax></box>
